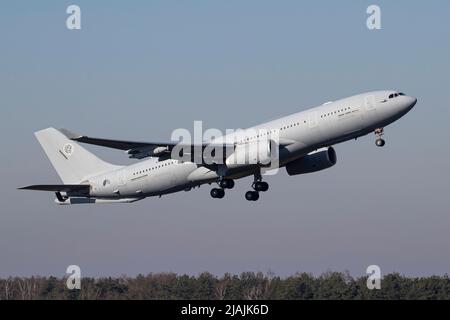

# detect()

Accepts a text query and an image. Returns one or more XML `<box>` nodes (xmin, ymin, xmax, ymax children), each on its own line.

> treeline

<box><xmin>0</xmin><ymin>272</ymin><xmax>449</xmax><ymax>300</ymax></box>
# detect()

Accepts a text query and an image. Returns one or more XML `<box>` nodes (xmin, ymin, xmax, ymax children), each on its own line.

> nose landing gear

<box><xmin>375</xmin><ymin>128</ymin><xmax>386</xmax><ymax>147</ymax></box>
<box><xmin>376</xmin><ymin>139</ymin><xmax>386</xmax><ymax>147</ymax></box>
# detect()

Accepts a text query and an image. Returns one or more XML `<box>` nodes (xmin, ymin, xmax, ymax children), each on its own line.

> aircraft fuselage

<box><xmin>80</xmin><ymin>90</ymin><xmax>416</xmax><ymax>202</ymax></box>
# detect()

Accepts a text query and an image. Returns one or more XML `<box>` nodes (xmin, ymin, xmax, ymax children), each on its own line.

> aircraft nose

<box><xmin>408</xmin><ymin>96</ymin><xmax>418</xmax><ymax>109</ymax></box>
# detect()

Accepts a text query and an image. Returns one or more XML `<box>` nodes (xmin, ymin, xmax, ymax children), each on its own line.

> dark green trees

<box><xmin>0</xmin><ymin>272</ymin><xmax>448</xmax><ymax>300</ymax></box>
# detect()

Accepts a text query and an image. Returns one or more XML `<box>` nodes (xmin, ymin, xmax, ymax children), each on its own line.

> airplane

<box><xmin>19</xmin><ymin>90</ymin><xmax>417</xmax><ymax>204</ymax></box>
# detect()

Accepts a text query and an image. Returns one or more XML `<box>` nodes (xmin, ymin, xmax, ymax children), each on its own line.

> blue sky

<box><xmin>0</xmin><ymin>1</ymin><xmax>449</xmax><ymax>277</ymax></box>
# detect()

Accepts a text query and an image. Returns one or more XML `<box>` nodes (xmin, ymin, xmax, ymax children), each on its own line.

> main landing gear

<box><xmin>210</xmin><ymin>188</ymin><xmax>225</xmax><ymax>199</ymax></box>
<box><xmin>209</xmin><ymin>175</ymin><xmax>270</xmax><ymax>202</ymax></box>
<box><xmin>219</xmin><ymin>179</ymin><xmax>235</xmax><ymax>189</ymax></box>
<box><xmin>245</xmin><ymin>174</ymin><xmax>269</xmax><ymax>202</ymax></box>
<box><xmin>210</xmin><ymin>178</ymin><xmax>235</xmax><ymax>199</ymax></box>
<box><xmin>375</xmin><ymin>128</ymin><xmax>386</xmax><ymax>147</ymax></box>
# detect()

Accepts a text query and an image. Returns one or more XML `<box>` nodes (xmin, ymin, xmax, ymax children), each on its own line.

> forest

<box><xmin>0</xmin><ymin>272</ymin><xmax>449</xmax><ymax>300</ymax></box>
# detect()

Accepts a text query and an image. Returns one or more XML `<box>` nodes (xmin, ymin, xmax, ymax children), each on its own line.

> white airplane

<box><xmin>19</xmin><ymin>90</ymin><xmax>417</xmax><ymax>204</ymax></box>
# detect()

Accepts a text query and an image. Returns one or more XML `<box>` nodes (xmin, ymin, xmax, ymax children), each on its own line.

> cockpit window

<box><xmin>389</xmin><ymin>92</ymin><xmax>403</xmax><ymax>99</ymax></box>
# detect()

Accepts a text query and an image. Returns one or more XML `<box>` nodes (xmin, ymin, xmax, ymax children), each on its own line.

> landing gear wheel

<box><xmin>210</xmin><ymin>188</ymin><xmax>225</xmax><ymax>199</ymax></box>
<box><xmin>376</xmin><ymin>139</ymin><xmax>386</xmax><ymax>147</ymax></box>
<box><xmin>374</xmin><ymin>128</ymin><xmax>385</xmax><ymax>147</ymax></box>
<box><xmin>245</xmin><ymin>191</ymin><xmax>260</xmax><ymax>201</ymax></box>
<box><xmin>219</xmin><ymin>179</ymin><xmax>235</xmax><ymax>189</ymax></box>
<box><xmin>253</xmin><ymin>181</ymin><xmax>269</xmax><ymax>192</ymax></box>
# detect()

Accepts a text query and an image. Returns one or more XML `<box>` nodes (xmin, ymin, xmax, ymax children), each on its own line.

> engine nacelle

<box><xmin>225</xmin><ymin>140</ymin><xmax>272</xmax><ymax>169</ymax></box>
<box><xmin>127</xmin><ymin>146</ymin><xmax>169</xmax><ymax>159</ymax></box>
<box><xmin>286</xmin><ymin>147</ymin><xmax>337</xmax><ymax>176</ymax></box>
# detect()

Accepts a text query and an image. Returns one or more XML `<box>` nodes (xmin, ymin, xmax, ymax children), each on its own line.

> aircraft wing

<box><xmin>60</xmin><ymin>128</ymin><xmax>294</xmax><ymax>161</ymax></box>
<box><xmin>60</xmin><ymin>128</ymin><xmax>182</xmax><ymax>159</ymax></box>
<box><xmin>18</xmin><ymin>184</ymin><xmax>90</xmax><ymax>193</ymax></box>
<box><xmin>60</xmin><ymin>128</ymin><xmax>235</xmax><ymax>160</ymax></box>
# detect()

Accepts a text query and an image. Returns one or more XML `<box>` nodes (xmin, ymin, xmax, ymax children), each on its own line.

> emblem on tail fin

<box><xmin>63</xmin><ymin>143</ymin><xmax>74</xmax><ymax>156</ymax></box>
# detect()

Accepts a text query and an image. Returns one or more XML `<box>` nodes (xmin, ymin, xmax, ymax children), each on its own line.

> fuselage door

<box><xmin>308</xmin><ymin>111</ymin><xmax>318</xmax><ymax>128</ymax></box>
<box><xmin>365</xmin><ymin>95</ymin><xmax>376</xmax><ymax>111</ymax></box>
<box><xmin>364</xmin><ymin>94</ymin><xmax>378</xmax><ymax>124</ymax></box>
<box><xmin>118</xmin><ymin>171</ymin><xmax>128</xmax><ymax>189</ymax></box>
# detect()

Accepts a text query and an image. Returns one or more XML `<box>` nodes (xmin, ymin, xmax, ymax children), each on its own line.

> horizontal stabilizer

<box><xmin>18</xmin><ymin>184</ymin><xmax>90</xmax><ymax>193</ymax></box>
<box><xmin>56</xmin><ymin>197</ymin><xmax>144</xmax><ymax>205</ymax></box>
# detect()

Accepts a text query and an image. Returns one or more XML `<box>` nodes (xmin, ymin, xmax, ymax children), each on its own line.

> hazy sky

<box><xmin>1</xmin><ymin>0</ymin><xmax>449</xmax><ymax>278</ymax></box>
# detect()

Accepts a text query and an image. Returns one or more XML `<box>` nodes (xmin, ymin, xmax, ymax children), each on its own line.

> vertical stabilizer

<box><xmin>34</xmin><ymin>128</ymin><xmax>121</xmax><ymax>184</ymax></box>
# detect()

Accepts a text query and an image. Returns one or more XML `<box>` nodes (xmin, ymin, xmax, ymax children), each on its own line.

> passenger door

<box><xmin>364</xmin><ymin>94</ymin><xmax>378</xmax><ymax>124</ymax></box>
<box><xmin>308</xmin><ymin>111</ymin><xmax>318</xmax><ymax>128</ymax></box>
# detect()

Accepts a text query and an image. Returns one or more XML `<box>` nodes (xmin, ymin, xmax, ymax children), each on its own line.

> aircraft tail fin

<box><xmin>34</xmin><ymin>128</ymin><xmax>121</xmax><ymax>184</ymax></box>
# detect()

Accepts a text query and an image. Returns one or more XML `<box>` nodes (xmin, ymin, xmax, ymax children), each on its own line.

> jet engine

<box><xmin>286</xmin><ymin>147</ymin><xmax>337</xmax><ymax>176</ymax></box>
